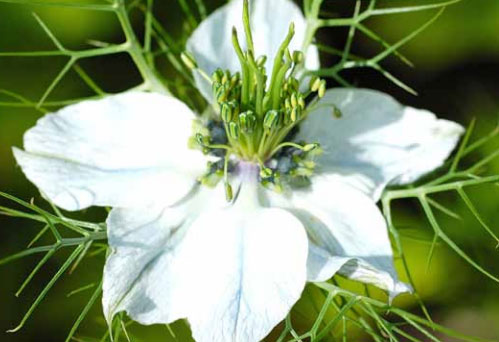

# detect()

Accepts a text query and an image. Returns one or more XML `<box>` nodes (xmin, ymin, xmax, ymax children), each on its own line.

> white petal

<box><xmin>300</xmin><ymin>88</ymin><xmax>464</xmax><ymax>200</ymax></box>
<box><xmin>181</xmin><ymin>179</ymin><xmax>308</xmax><ymax>342</ymax></box>
<box><xmin>268</xmin><ymin>175</ymin><xmax>410</xmax><ymax>297</ymax></box>
<box><xmin>187</xmin><ymin>0</ymin><xmax>320</xmax><ymax>102</ymax></box>
<box><xmin>13</xmin><ymin>92</ymin><xmax>206</xmax><ymax>211</ymax></box>
<box><xmin>103</xmin><ymin>169</ymin><xmax>308</xmax><ymax>342</ymax></box>
<box><xmin>102</xmin><ymin>183</ymin><xmax>228</xmax><ymax>325</ymax></box>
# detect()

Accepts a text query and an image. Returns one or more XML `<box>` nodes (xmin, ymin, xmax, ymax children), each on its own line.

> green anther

<box><xmin>213</xmin><ymin>82</ymin><xmax>221</xmax><ymax>94</ymax></box>
<box><xmin>229</xmin><ymin>122</ymin><xmax>240</xmax><ymax>139</ymax></box>
<box><xmin>229</xmin><ymin>100</ymin><xmax>240</xmax><ymax>116</ymax></box>
<box><xmin>260</xmin><ymin>167</ymin><xmax>273</xmax><ymax>179</ymax></box>
<box><xmin>318</xmin><ymin>80</ymin><xmax>327</xmax><ymax>98</ymax></box>
<box><xmin>283</xmin><ymin>109</ymin><xmax>291</xmax><ymax>125</ymax></box>
<box><xmin>180</xmin><ymin>51</ymin><xmax>197</xmax><ymax>70</ymax></box>
<box><xmin>263</xmin><ymin>110</ymin><xmax>280</xmax><ymax>131</ymax></box>
<box><xmin>216</xmin><ymin>84</ymin><xmax>230</xmax><ymax>103</ymax></box>
<box><xmin>256</xmin><ymin>55</ymin><xmax>267</xmax><ymax>67</ymax></box>
<box><xmin>310</xmin><ymin>76</ymin><xmax>321</xmax><ymax>92</ymax></box>
<box><xmin>283</xmin><ymin>82</ymin><xmax>289</xmax><ymax>93</ymax></box>
<box><xmin>225</xmin><ymin>183</ymin><xmax>234</xmax><ymax>201</ymax></box>
<box><xmin>303</xmin><ymin>143</ymin><xmax>319</xmax><ymax>152</ymax></box>
<box><xmin>290</xmin><ymin>107</ymin><xmax>300</xmax><ymax>122</ymax></box>
<box><xmin>298</xmin><ymin>95</ymin><xmax>306</xmax><ymax>109</ymax></box>
<box><xmin>212</xmin><ymin>69</ymin><xmax>223</xmax><ymax>83</ymax></box>
<box><xmin>247</xmin><ymin>113</ymin><xmax>257</xmax><ymax>133</ymax></box>
<box><xmin>291</xmin><ymin>93</ymin><xmax>298</xmax><ymax>108</ymax></box>
<box><xmin>293</xmin><ymin>50</ymin><xmax>304</xmax><ymax>64</ymax></box>
<box><xmin>221</xmin><ymin>103</ymin><xmax>233</xmax><ymax>122</ymax></box>
<box><xmin>333</xmin><ymin>105</ymin><xmax>342</xmax><ymax>118</ymax></box>
<box><xmin>302</xmin><ymin>160</ymin><xmax>316</xmax><ymax>169</ymax></box>
<box><xmin>285</xmin><ymin>98</ymin><xmax>291</xmax><ymax>110</ymax></box>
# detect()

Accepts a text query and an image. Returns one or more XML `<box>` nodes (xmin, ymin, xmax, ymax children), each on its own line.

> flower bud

<box><xmin>303</xmin><ymin>143</ymin><xmax>319</xmax><ymax>152</ymax></box>
<box><xmin>290</xmin><ymin>107</ymin><xmax>301</xmax><ymax>123</ymax></box>
<box><xmin>259</xmin><ymin>167</ymin><xmax>273</xmax><ymax>179</ymax></box>
<box><xmin>225</xmin><ymin>183</ymin><xmax>233</xmax><ymax>201</ymax></box>
<box><xmin>290</xmin><ymin>93</ymin><xmax>298</xmax><ymax>108</ymax></box>
<box><xmin>212</xmin><ymin>69</ymin><xmax>223</xmax><ymax>83</ymax></box>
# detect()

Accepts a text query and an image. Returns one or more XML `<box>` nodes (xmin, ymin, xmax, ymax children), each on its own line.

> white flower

<box><xmin>12</xmin><ymin>0</ymin><xmax>464</xmax><ymax>341</ymax></box>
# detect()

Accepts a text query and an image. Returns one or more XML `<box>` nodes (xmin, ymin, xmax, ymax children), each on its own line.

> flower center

<box><xmin>185</xmin><ymin>0</ymin><xmax>326</xmax><ymax>199</ymax></box>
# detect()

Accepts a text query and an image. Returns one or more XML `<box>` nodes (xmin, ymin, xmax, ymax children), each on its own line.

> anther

<box><xmin>292</xmin><ymin>51</ymin><xmax>304</xmax><ymax>65</ymax></box>
<box><xmin>298</xmin><ymin>94</ymin><xmax>305</xmax><ymax>109</ymax></box>
<box><xmin>239</xmin><ymin>111</ymin><xmax>256</xmax><ymax>133</ymax></box>
<box><xmin>225</xmin><ymin>183</ymin><xmax>234</xmax><ymax>201</ymax></box>
<box><xmin>228</xmin><ymin>122</ymin><xmax>240</xmax><ymax>139</ymax></box>
<box><xmin>303</xmin><ymin>143</ymin><xmax>320</xmax><ymax>152</ymax></box>
<box><xmin>290</xmin><ymin>107</ymin><xmax>300</xmax><ymax>123</ymax></box>
<box><xmin>310</xmin><ymin>76</ymin><xmax>321</xmax><ymax>92</ymax></box>
<box><xmin>180</xmin><ymin>51</ymin><xmax>198</xmax><ymax>70</ymax></box>
<box><xmin>332</xmin><ymin>105</ymin><xmax>342</xmax><ymax>118</ymax></box>
<box><xmin>318</xmin><ymin>80</ymin><xmax>327</xmax><ymax>98</ymax></box>
<box><xmin>212</xmin><ymin>68</ymin><xmax>223</xmax><ymax>83</ymax></box>
<box><xmin>290</xmin><ymin>93</ymin><xmax>298</xmax><ymax>108</ymax></box>
<box><xmin>263</xmin><ymin>110</ymin><xmax>280</xmax><ymax>131</ymax></box>
<box><xmin>259</xmin><ymin>167</ymin><xmax>273</xmax><ymax>179</ymax></box>
<box><xmin>221</xmin><ymin>103</ymin><xmax>233</xmax><ymax>122</ymax></box>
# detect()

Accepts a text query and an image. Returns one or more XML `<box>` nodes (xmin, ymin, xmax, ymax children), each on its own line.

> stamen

<box><xmin>269</xmin><ymin>142</ymin><xmax>320</xmax><ymax>158</ymax></box>
<box><xmin>190</xmin><ymin>3</ymin><xmax>333</xmax><ymax>191</ymax></box>
<box><xmin>180</xmin><ymin>51</ymin><xmax>213</xmax><ymax>84</ymax></box>
<box><xmin>195</xmin><ymin>133</ymin><xmax>233</xmax><ymax>152</ymax></box>
<box><xmin>224</xmin><ymin>151</ymin><xmax>233</xmax><ymax>201</ymax></box>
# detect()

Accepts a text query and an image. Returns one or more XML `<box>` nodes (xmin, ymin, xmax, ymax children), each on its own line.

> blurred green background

<box><xmin>0</xmin><ymin>0</ymin><xmax>498</xmax><ymax>341</ymax></box>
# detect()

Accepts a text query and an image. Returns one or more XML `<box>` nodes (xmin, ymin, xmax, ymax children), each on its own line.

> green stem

<box><xmin>116</xmin><ymin>1</ymin><xmax>168</xmax><ymax>94</ymax></box>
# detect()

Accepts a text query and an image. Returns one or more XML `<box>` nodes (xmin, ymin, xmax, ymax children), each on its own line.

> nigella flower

<box><xmin>13</xmin><ymin>0</ymin><xmax>464</xmax><ymax>341</ymax></box>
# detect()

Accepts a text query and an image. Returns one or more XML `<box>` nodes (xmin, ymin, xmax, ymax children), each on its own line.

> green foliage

<box><xmin>0</xmin><ymin>0</ymin><xmax>498</xmax><ymax>341</ymax></box>
<box><xmin>303</xmin><ymin>0</ymin><xmax>462</xmax><ymax>94</ymax></box>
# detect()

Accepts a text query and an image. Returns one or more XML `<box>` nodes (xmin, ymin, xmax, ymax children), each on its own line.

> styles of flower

<box><xmin>12</xmin><ymin>0</ymin><xmax>464</xmax><ymax>341</ymax></box>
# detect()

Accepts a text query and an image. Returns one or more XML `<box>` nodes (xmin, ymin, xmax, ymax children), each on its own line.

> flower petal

<box><xmin>182</xmin><ymin>181</ymin><xmax>308</xmax><ymax>342</ymax></box>
<box><xmin>102</xmin><ymin>184</ymin><xmax>227</xmax><ymax>325</ymax></box>
<box><xmin>300</xmin><ymin>88</ymin><xmax>464</xmax><ymax>200</ymax></box>
<box><xmin>103</xmin><ymin>172</ymin><xmax>308</xmax><ymax>342</ymax></box>
<box><xmin>268</xmin><ymin>175</ymin><xmax>410</xmax><ymax>298</ymax></box>
<box><xmin>13</xmin><ymin>91</ymin><xmax>206</xmax><ymax>211</ymax></box>
<box><xmin>187</xmin><ymin>0</ymin><xmax>320</xmax><ymax>102</ymax></box>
